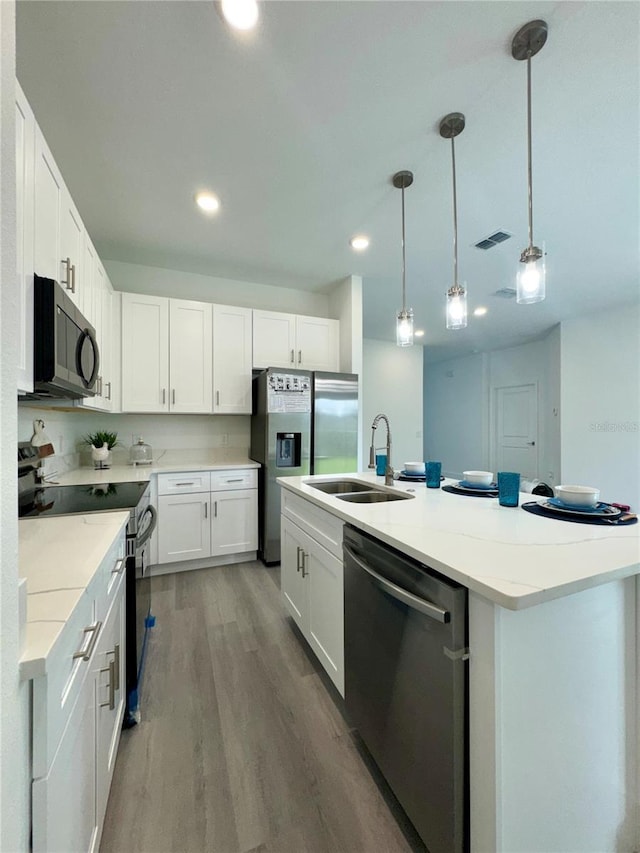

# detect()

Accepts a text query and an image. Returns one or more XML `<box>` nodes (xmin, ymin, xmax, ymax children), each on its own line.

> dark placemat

<box><xmin>397</xmin><ymin>474</ymin><xmax>425</xmax><ymax>482</ymax></box>
<box><xmin>442</xmin><ymin>484</ymin><xmax>497</xmax><ymax>499</ymax></box>
<box><xmin>521</xmin><ymin>501</ymin><xmax>637</xmax><ymax>526</ymax></box>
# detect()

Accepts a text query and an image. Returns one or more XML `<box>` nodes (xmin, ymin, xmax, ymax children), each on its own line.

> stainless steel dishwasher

<box><xmin>343</xmin><ymin>525</ymin><xmax>468</xmax><ymax>853</ymax></box>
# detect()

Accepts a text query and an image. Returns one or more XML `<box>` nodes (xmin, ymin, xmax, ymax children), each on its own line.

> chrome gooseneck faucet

<box><xmin>368</xmin><ymin>414</ymin><xmax>393</xmax><ymax>486</ymax></box>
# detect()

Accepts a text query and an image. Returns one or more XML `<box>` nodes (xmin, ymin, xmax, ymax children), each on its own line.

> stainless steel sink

<box><xmin>308</xmin><ymin>480</ymin><xmax>373</xmax><ymax>494</ymax></box>
<box><xmin>336</xmin><ymin>490</ymin><xmax>413</xmax><ymax>503</ymax></box>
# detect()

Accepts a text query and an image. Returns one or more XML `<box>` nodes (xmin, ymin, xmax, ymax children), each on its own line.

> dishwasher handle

<box><xmin>344</xmin><ymin>543</ymin><xmax>450</xmax><ymax>624</ymax></box>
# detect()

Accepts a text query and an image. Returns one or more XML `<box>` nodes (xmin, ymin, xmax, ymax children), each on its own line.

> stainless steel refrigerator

<box><xmin>250</xmin><ymin>368</ymin><xmax>358</xmax><ymax>564</ymax></box>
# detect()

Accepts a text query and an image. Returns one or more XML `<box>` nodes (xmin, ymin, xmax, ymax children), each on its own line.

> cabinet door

<box><xmin>32</xmin><ymin>668</ymin><xmax>98</xmax><ymax>853</ymax></box>
<box><xmin>16</xmin><ymin>84</ymin><xmax>35</xmax><ymax>393</ymax></box>
<box><xmin>34</xmin><ymin>126</ymin><xmax>62</xmax><ymax>282</ymax></box>
<box><xmin>158</xmin><ymin>493</ymin><xmax>211</xmax><ymax>564</ymax></box>
<box><xmin>307</xmin><ymin>540</ymin><xmax>344</xmax><ymax>695</ymax></box>
<box><xmin>252</xmin><ymin>310</ymin><xmax>296</xmax><ymax>369</ymax></box>
<box><xmin>100</xmin><ymin>284</ymin><xmax>114</xmax><ymax>411</ymax></box>
<box><xmin>280</xmin><ymin>518</ymin><xmax>310</xmax><ymax>632</ymax></box>
<box><xmin>121</xmin><ymin>293</ymin><xmax>169</xmax><ymax>412</ymax></box>
<box><xmin>212</xmin><ymin>304</ymin><xmax>252</xmax><ymax>414</ymax></box>
<box><xmin>211</xmin><ymin>488</ymin><xmax>258</xmax><ymax>557</ymax></box>
<box><xmin>95</xmin><ymin>586</ymin><xmax>125</xmax><ymax>839</ymax></box>
<box><xmin>59</xmin><ymin>189</ymin><xmax>84</xmax><ymax>311</ymax></box>
<box><xmin>296</xmin><ymin>316</ymin><xmax>339</xmax><ymax>371</ymax></box>
<box><xmin>169</xmin><ymin>299</ymin><xmax>213</xmax><ymax>413</ymax></box>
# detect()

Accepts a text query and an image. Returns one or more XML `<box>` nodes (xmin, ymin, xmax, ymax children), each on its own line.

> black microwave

<box><xmin>32</xmin><ymin>275</ymin><xmax>100</xmax><ymax>399</ymax></box>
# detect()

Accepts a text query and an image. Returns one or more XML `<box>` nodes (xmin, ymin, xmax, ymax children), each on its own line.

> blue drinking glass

<box><xmin>498</xmin><ymin>471</ymin><xmax>520</xmax><ymax>507</ymax></box>
<box><xmin>425</xmin><ymin>461</ymin><xmax>442</xmax><ymax>488</ymax></box>
<box><xmin>375</xmin><ymin>453</ymin><xmax>387</xmax><ymax>476</ymax></box>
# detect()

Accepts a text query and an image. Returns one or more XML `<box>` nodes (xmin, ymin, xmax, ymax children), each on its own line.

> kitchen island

<box><xmin>279</xmin><ymin>472</ymin><xmax>640</xmax><ymax>853</ymax></box>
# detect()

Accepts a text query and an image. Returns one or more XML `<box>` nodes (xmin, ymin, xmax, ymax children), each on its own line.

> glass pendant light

<box><xmin>392</xmin><ymin>170</ymin><xmax>414</xmax><ymax>347</ymax></box>
<box><xmin>512</xmin><ymin>20</ymin><xmax>548</xmax><ymax>304</ymax></box>
<box><xmin>440</xmin><ymin>112</ymin><xmax>467</xmax><ymax>330</ymax></box>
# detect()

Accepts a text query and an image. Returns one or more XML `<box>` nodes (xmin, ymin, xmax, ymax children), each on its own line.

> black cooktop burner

<box><xmin>19</xmin><ymin>482</ymin><xmax>148</xmax><ymax>520</ymax></box>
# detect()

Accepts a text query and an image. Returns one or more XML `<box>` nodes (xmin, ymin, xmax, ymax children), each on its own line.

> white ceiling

<box><xmin>16</xmin><ymin>1</ymin><xmax>640</xmax><ymax>362</ymax></box>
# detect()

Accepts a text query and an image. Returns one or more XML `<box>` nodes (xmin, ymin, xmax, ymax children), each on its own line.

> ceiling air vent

<box><xmin>474</xmin><ymin>230</ymin><xmax>512</xmax><ymax>250</ymax></box>
<box><xmin>494</xmin><ymin>287</ymin><xmax>517</xmax><ymax>299</ymax></box>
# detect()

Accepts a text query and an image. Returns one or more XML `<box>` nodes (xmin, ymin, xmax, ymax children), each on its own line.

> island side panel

<box><xmin>470</xmin><ymin>578</ymin><xmax>637</xmax><ymax>852</ymax></box>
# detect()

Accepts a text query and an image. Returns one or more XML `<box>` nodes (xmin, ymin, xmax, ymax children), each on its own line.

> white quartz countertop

<box><xmin>48</xmin><ymin>450</ymin><xmax>259</xmax><ymax>486</ymax></box>
<box><xmin>18</xmin><ymin>512</ymin><xmax>130</xmax><ymax>680</ymax></box>
<box><xmin>278</xmin><ymin>473</ymin><xmax>640</xmax><ymax>610</ymax></box>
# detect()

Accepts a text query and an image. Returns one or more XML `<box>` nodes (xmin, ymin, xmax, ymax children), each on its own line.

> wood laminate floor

<box><xmin>100</xmin><ymin>562</ymin><xmax>425</xmax><ymax>853</ymax></box>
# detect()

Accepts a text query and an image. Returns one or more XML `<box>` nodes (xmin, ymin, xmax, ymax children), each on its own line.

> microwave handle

<box><xmin>77</xmin><ymin>327</ymin><xmax>100</xmax><ymax>389</ymax></box>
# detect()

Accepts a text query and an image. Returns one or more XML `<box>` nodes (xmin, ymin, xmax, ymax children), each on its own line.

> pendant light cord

<box><xmin>401</xmin><ymin>184</ymin><xmax>407</xmax><ymax>312</ymax></box>
<box><xmin>451</xmin><ymin>137</ymin><xmax>458</xmax><ymax>287</ymax></box>
<box><xmin>527</xmin><ymin>50</ymin><xmax>534</xmax><ymax>249</ymax></box>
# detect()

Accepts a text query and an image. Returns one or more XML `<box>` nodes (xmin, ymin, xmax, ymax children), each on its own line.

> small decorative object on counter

<box><xmin>375</xmin><ymin>453</ymin><xmax>387</xmax><ymax>476</ymax></box>
<box><xmin>498</xmin><ymin>471</ymin><xmax>520</xmax><ymax>507</ymax></box>
<box><xmin>129</xmin><ymin>436</ymin><xmax>154</xmax><ymax>466</ymax></box>
<box><xmin>30</xmin><ymin>419</ymin><xmax>55</xmax><ymax>459</ymax></box>
<box><xmin>84</xmin><ymin>430</ymin><xmax>119</xmax><ymax>469</ymax></box>
<box><xmin>425</xmin><ymin>461</ymin><xmax>442</xmax><ymax>488</ymax></box>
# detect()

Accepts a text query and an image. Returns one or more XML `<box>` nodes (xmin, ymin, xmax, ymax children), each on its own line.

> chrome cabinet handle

<box><xmin>111</xmin><ymin>558</ymin><xmax>125</xmax><ymax>575</ymax></box>
<box><xmin>162</xmin><ymin>388</ymin><xmax>166</xmax><ymax>405</ymax></box>
<box><xmin>107</xmin><ymin>643</ymin><xmax>120</xmax><ymax>691</ymax></box>
<box><xmin>172</xmin><ymin>389</ymin><xmax>176</xmax><ymax>405</ymax></box>
<box><xmin>290</xmin><ymin>349</ymin><xmax>294</xmax><ymax>364</ymax></box>
<box><xmin>216</xmin><ymin>390</ymin><xmax>220</xmax><ymax>406</ymax></box>
<box><xmin>61</xmin><ymin>257</ymin><xmax>72</xmax><ymax>289</ymax></box>
<box><xmin>70</xmin><ymin>263</ymin><xmax>76</xmax><ymax>293</ymax></box>
<box><xmin>343</xmin><ymin>544</ymin><xmax>450</xmax><ymax>623</ymax></box>
<box><xmin>214</xmin><ymin>501</ymin><xmax>218</xmax><ymax>518</ymax></box>
<box><xmin>301</xmin><ymin>550</ymin><xmax>308</xmax><ymax>578</ymax></box>
<box><xmin>527</xmin><ymin>441</ymin><xmax>536</xmax><ymax>446</ymax></box>
<box><xmin>100</xmin><ymin>660</ymin><xmax>116</xmax><ymax>710</ymax></box>
<box><xmin>204</xmin><ymin>502</ymin><xmax>208</xmax><ymax>519</ymax></box>
<box><xmin>225</xmin><ymin>478</ymin><xmax>243</xmax><ymax>483</ymax></box>
<box><xmin>105</xmin><ymin>381</ymin><xmax>112</xmax><ymax>400</ymax></box>
<box><xmin>298</xmin><ymin>350</ymin><xmax>302</xmax><ymax>364</ymax></box>
<box><xmin>296</xmin><ymin>546</ymin><xmax>302</xmax><ymax>573</ymax></box>
<box><xmin>72</xmin><ymin>621</ymin><xmax>102</xmax><ymax>661</ymax></box>
<box><xmin>176</xmin><ymin>482</ymin><xmax>194</xmax><ymax>487</ymax></box>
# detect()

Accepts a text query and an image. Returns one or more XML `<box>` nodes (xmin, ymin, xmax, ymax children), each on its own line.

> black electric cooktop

<box><xmin>19</xmin><ymin>482</ymin><xmax>148</xmax><ymax>520</ymax></box>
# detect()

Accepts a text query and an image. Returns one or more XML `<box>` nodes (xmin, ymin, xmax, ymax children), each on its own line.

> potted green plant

<box><xmin>84</xmin><ymin>431</ymin><xmax>119</xmax><ymax>469</ymax></box>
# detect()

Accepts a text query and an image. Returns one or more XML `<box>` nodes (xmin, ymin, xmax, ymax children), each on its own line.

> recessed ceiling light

<box><xmin>350</xmin><ymin>235</ymin><xmax>370</xmax><ymax>251</ymax></box>
<box><xmin>415</xmin><ymin>329</ymin><xmax>425</xmax><ymax>338</ymax></box>
<box><xmin>473</xmin><ymin>306</ymin><xmax>488</xmax><ymax>317</ymax></box>
<box><xmin>195</xmin><ymin>192</ymin><xmax>220</xmax><ymax>214</ymax></box>
<box><xmin>221</xmin><ymin>0</ymin><xmax>259</xmax><ymax>31</ymax></box>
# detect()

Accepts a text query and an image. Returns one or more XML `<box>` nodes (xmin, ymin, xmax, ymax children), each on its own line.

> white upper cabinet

<box><xmin>169</xmin><ymin>299</ymin><xmax>213</xmax><ymax>414</ymax></box>
<box><xmin>121</xmin><ymin>293</ymin><xmax>170</xmax><ymax>413</ymax></box>
<box><xmin>58</xmin><ymin>193</ymin><xmax>84</xmax><ymax>312</ymax></box>
<box><xmin>34</xmin><ymin>126</ymin><xmax>85</xmax><ymax>311</ymax></box>
<box><xmin>212</xmin><ymin>304</ymin><xmax>252</xmax><ymax>414</ymax></box>
<box><xmin>121</xmin><ymin>295</ymin><xmax>212</xmax><ymax>413</ymax></box>
<box><xmin>252</xmin><ymin>310</ymin><xmax>297</xmax><ymax>369</ymax></box>
<box><xmin>253</xmin><ymin>310</ymin><xmax>339</xmax><ymax>371</ymax></box>
<box><xmin>16</xmin><ymin>82</ymin><xmax>35</xmax><ymax>393</ymax></box>
<box><xmin>33</xmin><ymin>126</ymin><xmax>62</xmax><ymax>282</ymax></box>
<box><xmin>295</xmin><ymin>315</ymin><xmax>339</xmax><ymax>371</ymax></box>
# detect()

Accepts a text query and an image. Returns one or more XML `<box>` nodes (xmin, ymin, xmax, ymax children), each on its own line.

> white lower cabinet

<box><xmin>158</xmin><ymin>492</ymin><xmax>211</xmax><ymax>563</ymax></box>
<box><xmin>281</xmin><ymin>496</ymin><xmax>344</xmax><ymax>695</ymax></box>
<box><xmin>31</xmin><ymin>531</ymin><xmax>126</xmax><ymax>853</ymax></box>
<box><xmin>156</xmin><ymin>470</ymin><xmax>258</xmax><ymax>568</ymax></box>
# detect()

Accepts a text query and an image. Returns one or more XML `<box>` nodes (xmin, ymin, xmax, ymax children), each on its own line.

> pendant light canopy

<box><xmin>440</xmin><ymin>112</ymin><xmax>467</xmax><ymax>330</ymax></box>
<box><xmin>512</xmin><ymin>19</ymin><xmax>548</xmax><ymax>304</ymax></box>
<box><xmin>393</xmin><ymin>170</ymin><xmax>415</xmax><ymax>346</ymax></box>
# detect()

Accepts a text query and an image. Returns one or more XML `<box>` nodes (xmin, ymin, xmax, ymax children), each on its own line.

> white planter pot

<box><xmin>91</xmin><ymin>445</ymin><xmax>112</xmax><ymax>469</ymax></box>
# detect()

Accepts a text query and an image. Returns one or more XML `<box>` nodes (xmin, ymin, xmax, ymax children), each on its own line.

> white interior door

<box><xmin>494</xmin><ymin>383</ymin><xmax>538</xmax><ymax>478</ymax></box>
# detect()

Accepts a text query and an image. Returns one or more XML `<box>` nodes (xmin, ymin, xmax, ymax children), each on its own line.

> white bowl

<box><xmin>554</xmin><ymin>485</ymin><xmax>600</xmax><ymax>508</ymax></box>
<box><xmin>463</xmin><ymin>470</ymin><xmax>493</xmax><ymax>487</ymax></box>
<box><xmin>404</xmin><ymin>462</ymin><xmax>424</xmax><ymax>474</ymax></box>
